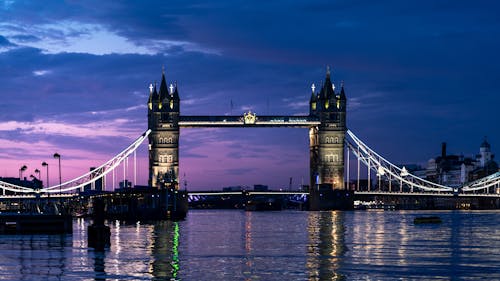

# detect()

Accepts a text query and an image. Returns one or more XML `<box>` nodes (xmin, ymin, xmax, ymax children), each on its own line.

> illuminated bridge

<box><xmin>1</xmin><ymin>68</ymin><xmax>499</xmax><ymax>210</ymax></box>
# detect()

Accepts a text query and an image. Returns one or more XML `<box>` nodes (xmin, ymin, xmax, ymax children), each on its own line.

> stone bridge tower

<box><xmin>309</xmin><ymin>67</ymin><xmax>347</xmax><ymax>190</ymax></box>
<box><xmin>147</xmin><ymin>69</ymin><xmax>180</xmax><ymax>189</ymax></box>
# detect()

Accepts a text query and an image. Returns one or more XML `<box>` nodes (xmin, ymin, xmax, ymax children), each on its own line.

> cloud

<box><xmin>33</xmin><ymin>69</ymin><xmax>51</xmax><ymax>76</ymax></box>
<box><xmin>0</xmin><ymin>118</ymin><xmax>141</xmax><ymax>139</ymax></box>
<box><xmin>0</xmin><ymin>20</ymin><xmax>220</xmax><ymax>56</ymax></box>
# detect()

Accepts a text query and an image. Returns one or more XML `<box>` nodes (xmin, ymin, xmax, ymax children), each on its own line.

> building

<box><xmin>425</xmin><ymin>140</ymin><xmax>498</xmax><ymax>187</ymax></box>
<box><xmin>147</xmin><ymin>68</ymin><xmax>180</xmax><ymax>189</ymax></box>
<box><xmin>83</xmin><ymin>167</ymin><xmax>103</xmax><ymax>192</ymax></box>
<box><xmin>309</xmin><ymin>67</ymin><xmax>347</xmax><ymax>189</ymax></box>
<box><xmin>0</xmin><ymin>177</ymin><xmax>41</xmax><ymax>195</ymax></box>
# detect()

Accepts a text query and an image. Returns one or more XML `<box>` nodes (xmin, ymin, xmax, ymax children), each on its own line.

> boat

<box><xmin>0</xmin><ymin>202</ymin><xmax>72</xmax><ymax>234</ymax></box>
<box><xmin>0</xmin><ymin>212</ymin><xmax>72</xmax><ymax>234</ymax></box>
<box><xmin>245</xmin><ymin>196</ymin><xmax>283</xmax><ymax>211</ymax></box>
<box><xmin>414</xmin><ymin>216</ymin><xmax>442</xmax><ymax>224</ymax></box>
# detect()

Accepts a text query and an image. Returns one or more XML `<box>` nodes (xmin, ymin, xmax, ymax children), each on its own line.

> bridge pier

<box><xmin>309</xmin><ymin>184</ymin><xmax>354</xmax><ymax>210</ymax></box>
<box><xmin>88</xmin><ymin>198</ymin><xmax>110</xmax><ymax>251</ymax></box>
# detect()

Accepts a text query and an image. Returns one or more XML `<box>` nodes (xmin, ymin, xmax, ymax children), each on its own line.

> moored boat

<box><xmin>414</xmin><ymin>216</ymin><xmax>442</xmax><ymax>224</ymax></box>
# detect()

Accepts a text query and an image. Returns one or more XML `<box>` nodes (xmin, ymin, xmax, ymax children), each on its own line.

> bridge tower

<box><xmin>147</xmin><ymin>69</ymin><xmax>180</xmax><ymax>189</ymax></box>
<box><xmin>309</xmin><ymin>67</ymin><xmax>351</xmax><ymax>209</ymax></box>
<box><xmin>309</xmin><ymin>67</ymin><xmax>347</xmax><ymax>189</ymax></box>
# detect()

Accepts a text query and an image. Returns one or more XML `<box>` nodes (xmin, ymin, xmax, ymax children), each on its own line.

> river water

<box><xmin>0</xmin><ymin>210</ymin><xmax>498</xmax><ymax>280</ymax></box>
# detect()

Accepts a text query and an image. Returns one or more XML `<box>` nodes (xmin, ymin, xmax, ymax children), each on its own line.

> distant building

<box><xmin>222</xmin><ymin>186</ymin><xmax>243</xmax><ymax>192</ymax></box>
<box><xmin>83</xmin><ymin>167</ymin><xmax>103</xmax><ymax>192</ymax></box>
<box><xmin>424</xmin><ymin>140</ymin><xmax>498</xmax><ymax>187</ymax></box>
<box><xmin>253</xmin><ymin>184</ymin><xmax>268</xmax><ymax>191</ymax></box>
<box><xmin>0</xmin><ymin>177</ymin><xmax>41</xmax><ymax>195</ymax></box>
<box><xmin>119</xmin><ymin>180</ymin><xmax>132</xmax><ymax>189</ymax></box>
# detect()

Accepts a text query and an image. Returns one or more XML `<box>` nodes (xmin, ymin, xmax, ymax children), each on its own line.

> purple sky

<box><xmin>1</xmin><ymin>0</ymin><xmax>499</xmax><ymax>190</ymax></box>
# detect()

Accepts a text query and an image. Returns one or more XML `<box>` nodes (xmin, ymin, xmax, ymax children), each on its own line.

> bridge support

<box><xmin>88</xmin><ymin>198</ymin><xmax>110</xmax><ymax>251</ymax></box>
<box><xmin>148</xmin><ymin>71</ymin><xmax>180</xmax><ymax>190</ymax></box>
<box><xmin>308</xmin><ymin>68</ymin><xmax>351</xmax><ymax>210</ymax></box>
<box><xmin>309</xmin><ymin>185</ymin><xmax>354</xmax><ymax>210</ymax></box>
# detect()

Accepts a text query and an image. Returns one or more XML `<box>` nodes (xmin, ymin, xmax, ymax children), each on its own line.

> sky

<box><xmin>1</xmin><ymin>0</ymin><xmax>500</xmax><ymax>190</ymax></box>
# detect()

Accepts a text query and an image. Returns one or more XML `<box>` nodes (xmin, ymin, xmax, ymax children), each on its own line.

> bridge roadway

<box><xmin>179</xmin><ymin>115</ymin><xmax>320</xmax><ymax>128</ymax></box>
<box><xmin>188</xmin><ymin>190</ymin><xmax>500</xmax><ymax>198</ymax></box>
<box><xmin>0</xmin><ymin>190</ymin><xmax>499</xmax><ymax>200</ymax></box>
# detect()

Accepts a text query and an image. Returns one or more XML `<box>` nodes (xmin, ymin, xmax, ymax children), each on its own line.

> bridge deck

<box><xmin>179</xmin><ymin>115</ymin><xmax>319</xmax><ymax>128</ymax></box>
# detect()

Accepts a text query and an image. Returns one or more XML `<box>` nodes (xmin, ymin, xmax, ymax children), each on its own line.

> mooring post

<box><xmin>88</xmin><ymin>197</ymin><xmax>110</xmax><ymax>251</ymax></box>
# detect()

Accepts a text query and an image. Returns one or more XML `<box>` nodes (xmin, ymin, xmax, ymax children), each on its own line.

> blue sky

<box><xmin>1</xmin><ymin>0</ymin><xmax>499</xmax><ymax>190</ymax></box>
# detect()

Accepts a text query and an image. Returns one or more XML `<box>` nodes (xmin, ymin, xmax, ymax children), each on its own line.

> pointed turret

<box><xmin>159</xmin><ymin>68</ymin><xmax>169</xmax><ymax>102</ymax></box>
<box><xmin>148</xmin><ymin>83</ymin><xmax>154</xmax><ymax>110</ymax></box>
<box><xmin>173</xmin><ymin>81</ymin><xmax>180</xmax><ymax>101</ymax></box>
<box><xmin>309</xmin><ymin>83</ymin><xmax>318</xmax><ymax>115</ymax></box>
<box><xmin>337</xmin><ymin>81</ymin><xmax>346</xmax><ymax>111</ymax></box>
<box><xmin>321</xmin><ymin>66</ymin><xmax>335</xmax><ymax>100</ymax></box>
<box><xmin>340</xmin><ymin>81</ymin><xmax>346</xmax><ymax>100</ymax></box>
<box><xmin>152</xmin><ymin>83</ymin><xmax>159</xmax><ymax>101</ymax></box>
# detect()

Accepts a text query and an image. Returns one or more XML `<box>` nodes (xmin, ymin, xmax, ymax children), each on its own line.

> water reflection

<box><xmin>93</xmin><ymin>250</ymin><xmax>106</xmax><ymax>281</ymax></box>
<box><xmin>149</xmin><ymin>221</ymin><xmax>180</xmax><ymax>280</ymax></box>
<box><xmin>307</xmin><ymin>211</ymin><xmax>347</xmax><ymax>280</ymax></box>
<box><xmin>0</xmin><ymin>211</ymin><xmax>499</xmax><ymax>280</ymax></box>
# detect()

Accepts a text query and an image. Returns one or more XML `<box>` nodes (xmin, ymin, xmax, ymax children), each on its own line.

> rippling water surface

<box><xmin>0</xmin><ymin>210</ymin><xmax>499</xmax><ymax>280</ymax></box>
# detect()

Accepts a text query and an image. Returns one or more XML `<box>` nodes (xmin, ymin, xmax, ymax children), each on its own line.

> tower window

<box><xmin>167</xmin><ymin>155</ymin><xmax>173</xmax><ymax>163</ymax></box>
<box><xmin>334</xmin><ymin>137</ymin><xmax>339</xmax><ymax>144</ymax></box>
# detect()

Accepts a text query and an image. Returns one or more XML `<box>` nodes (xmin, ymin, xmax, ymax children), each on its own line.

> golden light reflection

<box><xmin>397</xmin><ymin>213</ymin><xmax>409</xmax><ymax>266</ymax></box>
<box><xmin>245</xmin><ymin>211</ymin><xmax>253</xmax><ymax>253</ymax></box>
<box><xmin>306</xmin><ymin>211</ymin><xmax>346</xmax><ymax>280</ymax></box>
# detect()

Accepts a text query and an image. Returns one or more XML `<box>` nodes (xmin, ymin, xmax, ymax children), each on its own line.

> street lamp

<box><xmin>53</xmin><ymin>153</ymin><xmax>61</xmax><ymax>196</ymax></box>
<box><xmin>42</xmin><ymin>162</ymin><xmax>49</xmax><ymax>189</ymax></box>
<box><xmin>19</xmin><ymin>165</ymin><xmax>27</xmax><ymax>180</ymax></box>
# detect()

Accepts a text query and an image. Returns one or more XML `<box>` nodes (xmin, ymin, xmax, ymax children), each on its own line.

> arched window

<box><xmin>334</xmin><ymin>137</ymin><xmax>339</xmax><ymax>144</ymax></box>
<box><xmin>167</xmin><ymin>155</ymin><xmax>173</xmax><ymax>163</ymax></box>
<box><xmin>333</xmin><ymin>154</ymin><xmax>339</xmax><ymax>162</ymax></box>
<box><xmin>167</xmin><ymin>137</ymin><xmax>173</xmax><ymax>144</ymax></box>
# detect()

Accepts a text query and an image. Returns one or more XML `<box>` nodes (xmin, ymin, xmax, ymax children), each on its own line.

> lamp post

<box><xmin>42</xmin><ymin>162</ymin><xmax>49</xmax><ymax>189</ymax></box>
<box><xmin>19</xmin><ymin>165</ymin><xmax>27</xmax><ymax>180</ymax></box>
<box><xmin>53</xmin><ymin>153</ymin><xmax>61</xmax><ymax>197</ymax></box>
<box><xmin>42</xmin><ymin>162</ymin><xmax>50</xmax><ymax>200</ymax></box>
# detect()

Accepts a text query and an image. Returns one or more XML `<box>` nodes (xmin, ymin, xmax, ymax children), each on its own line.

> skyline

<box><xmin>1</xmin><ymin>1</ymin><xmax>500</xmax><ymax>190</ymax></box>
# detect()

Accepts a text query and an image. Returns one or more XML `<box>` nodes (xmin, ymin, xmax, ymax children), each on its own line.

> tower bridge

<box><xmin>148</xmin><ymin>67</ymin><xmax>347</xmax><ymax>199</ymax></box>
<box><xmin>0</xmin><ymin>67</ymin><xmax>499</xmax><ymax>211</ymax></box>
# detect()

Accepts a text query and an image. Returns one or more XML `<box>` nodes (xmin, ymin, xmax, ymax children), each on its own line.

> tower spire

<box><xmin>159</xmin><ymin>67</ymin><xmax>168</xmax><ymax>101</ymax></box>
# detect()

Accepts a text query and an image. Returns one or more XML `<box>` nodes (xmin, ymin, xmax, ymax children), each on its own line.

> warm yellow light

<box><xmin>148</xmin><ymin>102</ymin><xmax>152</xmax><ymax>110</ymax></box>
<box><xmin>312</xmin><ymin>102</ymin><xmax>316</xmax><ymax>110</ymax></box>
<box><xmin>159</xmin><ymin>102</ymin><xmax>162</xmax><ymax>109</ymax></box>
<box><xmin>325</xmin><ymin>100</ymin><xmax>329</xmax><ymax>109</ymax></box>
<box><xmin>336</xmin><ymin>100</ymin><xmax>340</xmax><ymax>109</ymax></box>
<box><xmin>170</xmin><ymin>100</ymin><xmax>174</xmax><ymax>109</ymax></box>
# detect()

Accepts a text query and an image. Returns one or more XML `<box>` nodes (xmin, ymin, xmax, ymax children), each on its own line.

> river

<box><xmin>0</xmin><ymin>210</ymin><xmax>498</xmax><ymax>280</ymax></box>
